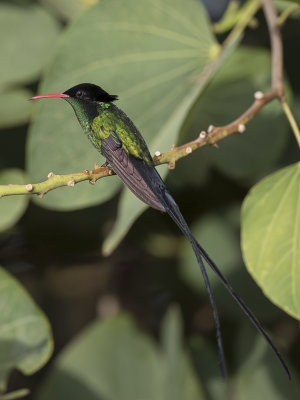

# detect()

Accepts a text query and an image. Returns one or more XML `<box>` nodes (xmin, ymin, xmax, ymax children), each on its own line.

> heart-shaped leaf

<box><xmin>241</xmin><ymin>163</ymin><xmax>300</xmax><ymax>319</ymax></box>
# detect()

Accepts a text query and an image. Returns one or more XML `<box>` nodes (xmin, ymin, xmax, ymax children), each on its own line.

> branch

<box><xmin>154</xmin><ymin>89</ymin><xmax>280</xmax><ymax>169</ymax></box>
<box><xmin>0</xmin><ymin>167</ymin><xmax>114</xmax><ymax>198</ymax></box>
<box><xmin>261</xmin><ymin>0</ymin><xmax>300</xmax><ymax>148</ymax></box>
<box><xmin>0</xmin><ymin>0</ymin><xmax>293</xmax><ymax>199</ymax></box>
<box><xmin>262</xmin><ymin>0</ymin><xmax>284</xmax><ymax>97</ymax></box>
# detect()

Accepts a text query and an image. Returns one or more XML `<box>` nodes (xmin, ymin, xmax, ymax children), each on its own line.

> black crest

<box><xmin>64</xmin><ymin>83</ymin><xmax>118</xmax><ymax>102</ymax></box>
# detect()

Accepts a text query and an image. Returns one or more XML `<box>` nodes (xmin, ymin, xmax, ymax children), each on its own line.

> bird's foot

<box><xmin>101</xmin><ymin>161</ymin><xmax>110</xmax><ymax>168</ymax></box>
<box><xmin>93</xmin><ymin>161</ymin><xmax>110</xmax><ymax>170</ymax></box>
<box><xmin>99</xmin><ymin>161</ymin><xmax>114</xmax><ymax>175</ymax></box>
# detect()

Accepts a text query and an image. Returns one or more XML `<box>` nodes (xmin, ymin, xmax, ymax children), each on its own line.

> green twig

<box><xmin>278</xmin><ymin>3</ymin><xmax>300</xmax><ymax>26</ymax></box>
<box><xmin>214</xmin><ymin>0</ymin><xmax>260</xmax><ymax>35</ymax></box>
<box><xmin>222</xmin><ymin>0</ymin><xmax>261</xmax><ymax>46</ymax></box>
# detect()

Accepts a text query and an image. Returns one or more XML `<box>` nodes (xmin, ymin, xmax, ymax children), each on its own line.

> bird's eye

<box><xmin>76</xmin><ymin>90</ymin><xmax>83</xmax><ymax>98</ymax></box>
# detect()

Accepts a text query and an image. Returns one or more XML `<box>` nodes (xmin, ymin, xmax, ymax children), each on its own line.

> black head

<box><xmin>63</xmin><ymin>83</ymin><xmax>118</xmax><ymax>103</ymax></box>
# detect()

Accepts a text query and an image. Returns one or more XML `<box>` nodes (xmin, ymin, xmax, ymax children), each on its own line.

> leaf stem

<box><xmin>281</xmin><ymin>99</ymin><xmax>300</xmax><ymax>149</ymax></box>
<box><xmin>0</xmin><ymin>168</ymin><xmax>114</xmax><ymax>198</ymax></box>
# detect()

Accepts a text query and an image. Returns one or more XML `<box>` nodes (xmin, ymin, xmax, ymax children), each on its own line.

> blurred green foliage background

<box><xmin>1</xmin><ymin>0</ymin><xmax>300</xmax><ymax>398</ymax></box>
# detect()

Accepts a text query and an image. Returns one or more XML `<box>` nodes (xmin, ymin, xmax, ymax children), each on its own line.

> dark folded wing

<box><xmin>101</xmin><ymin>135</ymin><xmax>166</xmax><ymax>212</ymax></box>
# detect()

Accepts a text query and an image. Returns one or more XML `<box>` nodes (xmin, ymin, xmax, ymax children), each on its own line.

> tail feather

<box><xmin>163</xmin><ymin>191</ymin><xmax>226</xmax><ymax>378</ymax></box>
<box><xmin>194</xmin><ymin>241</ymin><xmax>291</xmax><ymax>379</ymax></box>
<box><xmin>162</xmin><ymin>190</ymin><xmax>290</xmax><ymax>379</ymax></box>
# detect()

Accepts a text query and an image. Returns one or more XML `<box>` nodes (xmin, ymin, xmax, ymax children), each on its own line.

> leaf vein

<box><xmin>257</xmin><ymin>169</ymin><xmax>298</xmax><ymax>277</ymax></box>
<box><xmin>292</xmin><ymin>170</ymin><xmax>300</xmax><ymax>310</ymax></box>
<box><xmin>0</xmin><ymin>315</ymin><xmax>39</xmax><ymax>334</ymax></box>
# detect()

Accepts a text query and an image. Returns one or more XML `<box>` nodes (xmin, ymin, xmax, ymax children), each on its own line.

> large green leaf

<box><xmin>27</xmin><ymin>0</ymin><xmax>220</xmax><ymax>211</ymax></box>
<box><xmin>241</xmin><ymin>163</ymin><xmax>300</xmax><ymax>319</ymax></box>
<box><xmin>0</xmin><ymin>267</ymin><xmax>53</xmax><ymax>393</ymax></box>
<box><xmin>36</xmin><ymin>311</ymin><xmax>204</xmax><ymax>400</ymax></box>
<box><xmin>0</xmin><ymin>169</ymin><xmax>30</xmax><ymax>232</ymax></box>
<box><xmin>0</xmin><ymin>2</ymin><xmax>60</xmax><ymax>88</ymax></box>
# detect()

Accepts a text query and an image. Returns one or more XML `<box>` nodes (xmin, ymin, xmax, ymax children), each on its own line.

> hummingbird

<box><xmin>31</xmin><ymin>83</ymin><xmax>290</xmax><ymax>378</ymax></box>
